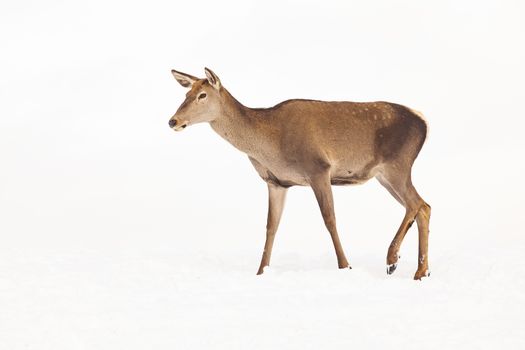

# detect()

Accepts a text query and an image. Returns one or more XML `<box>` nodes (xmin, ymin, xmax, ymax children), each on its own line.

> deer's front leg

<box><xmin>256</xmin><ymin>183</ymin><xmax>288</xmax><ymax>275</ymax></box>
<box><xmin>309</xmin><ymin>171</ymin><xmax>351</xmax><ymax>269</ymax></box>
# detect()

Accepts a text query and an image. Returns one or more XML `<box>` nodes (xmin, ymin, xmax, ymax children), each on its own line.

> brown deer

<box><xmin>169</xmin><ymin>68</ymin><xmax>431</xmax><ymax>280</ymax></box>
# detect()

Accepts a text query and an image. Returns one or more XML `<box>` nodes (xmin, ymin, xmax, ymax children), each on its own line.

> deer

<box><xmin>168</xmin><ymin>67</ymin><xmax>431</xmax><ymax>280</ymax></box>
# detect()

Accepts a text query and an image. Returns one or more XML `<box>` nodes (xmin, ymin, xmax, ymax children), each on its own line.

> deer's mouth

<box><xmin>173</xmin><ymin>121</ymin><xmax>188</xmax><ymax>131</ymax></box>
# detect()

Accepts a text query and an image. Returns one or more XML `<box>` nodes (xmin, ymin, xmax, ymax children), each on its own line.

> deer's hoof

<box><xmin>256</xmin><ymin>266</ymin><xmax>265</xmax><ymax>275</ymax></box>
<box><xmin>386</xmin><ymin>263</ymin><xmax>397</xmax><ymax>275</ymax></box>
<box><xmin>413</xmin><ymin>269</ymin><xmax>430</xmax><ymax>280</ymax></box>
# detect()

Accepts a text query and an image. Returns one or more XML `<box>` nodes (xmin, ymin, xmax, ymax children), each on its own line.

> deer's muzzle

<box><xmin>169</xmin><ymin>118</ymin><xmax>188</xmax><ymax>131</ymax></box>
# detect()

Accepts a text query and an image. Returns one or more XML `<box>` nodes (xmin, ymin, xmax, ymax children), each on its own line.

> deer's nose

<box><xmin>169</xmin><ymin>119</ymin><xmax>178</xmax><ymax>128</ymax></box>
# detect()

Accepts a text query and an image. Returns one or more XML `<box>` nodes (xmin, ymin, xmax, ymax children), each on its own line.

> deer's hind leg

<box><xmin>377</xmin><ymin>166</ymin><xmax>431</xmax><ymax>280</ymax></box>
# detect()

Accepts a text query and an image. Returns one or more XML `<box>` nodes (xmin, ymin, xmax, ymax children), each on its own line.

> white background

<box><xmin>1</xmin><ymin>1</ymin><xmax>525</xmax><ymax>349</ymax></box>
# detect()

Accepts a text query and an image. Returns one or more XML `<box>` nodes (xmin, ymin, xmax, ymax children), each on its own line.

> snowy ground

<box><xmin>2</xmin><ymin>228</ymin><xmax>525</xmax><ymax>349</ymax></box>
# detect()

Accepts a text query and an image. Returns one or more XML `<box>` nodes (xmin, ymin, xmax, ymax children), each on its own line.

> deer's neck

<box><xmin>210</xmin><ymin>90</ymin><xmax>275</xmax><ymax>158</ymax></box>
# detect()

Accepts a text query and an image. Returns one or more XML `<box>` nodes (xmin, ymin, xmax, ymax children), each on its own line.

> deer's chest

<box><xmin>248</xmin><ymin>155</ymin><xmax>309</xmax><ymax>187</ymax></box>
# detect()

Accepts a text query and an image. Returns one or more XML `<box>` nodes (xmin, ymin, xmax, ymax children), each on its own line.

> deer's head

<box><xmin>169</xmin><ymin>68</ymin><xmax>223</xmax><ymax>131</ymax></box>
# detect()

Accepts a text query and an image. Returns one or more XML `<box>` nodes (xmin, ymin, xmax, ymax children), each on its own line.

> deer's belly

<box><xmin>329</xmin><ymin>170</ymin><xmax>375</xmax><ymax>186</ymax></box>
<box><xmin>249</xmin><ymin>149</ymin><xmax>382</xmax><ymax>188</ymax></box>
<box><xmin>254</xmin><ymin>160</ymin><xmax>378</xmax><ymax>188</ymax></box>
<box><xmin>265</xmin><ymin>168</ymin><xmax>376</xmax><ymax>187</ymax></box>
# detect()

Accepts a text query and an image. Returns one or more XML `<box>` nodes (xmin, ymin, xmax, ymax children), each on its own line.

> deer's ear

<box><xmin>171</xmin><ymin>69</ymin><xmax>198</xmax><ymax>88</ymax></box>
<box><xmin>204</xmin><ymin>67</ymin><xmax>221</xmax><ymax>90</ymax></box>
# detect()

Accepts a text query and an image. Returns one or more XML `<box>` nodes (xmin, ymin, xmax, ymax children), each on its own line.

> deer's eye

<box><xmin>198</xmin><ymin>93</ymin><xmax>207</xmax><ymax>100</ymax></box>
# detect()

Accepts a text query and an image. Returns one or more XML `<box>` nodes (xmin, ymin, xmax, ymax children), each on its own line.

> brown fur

<box><xmin>169</xmin><ymin>68</ymin><xmax>431</xmax><ymax>280</ymax></box>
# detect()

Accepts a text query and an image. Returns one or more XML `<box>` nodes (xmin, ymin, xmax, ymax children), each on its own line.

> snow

<box><xmin>2</xmin><ymin>241</ymin><xmax>525</xmax><ymax>349</ymax></box>
<box><xmin>2</xmin><ymin>0</ymin><xmax>525</xmax><ymax>348</ymax></box>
